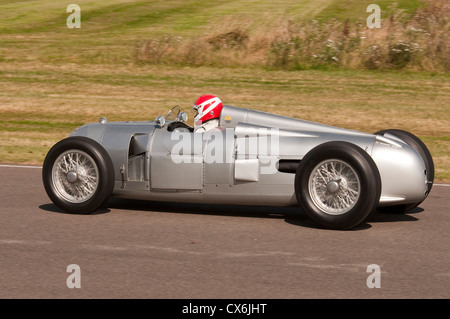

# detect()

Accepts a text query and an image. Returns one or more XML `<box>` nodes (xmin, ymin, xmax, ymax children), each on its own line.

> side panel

<box><xmin>234</xmin><ymin>159</ymin><xmax>259</xmax><ymax>182</ymax></box>
<box><xmin>202</xmin><ymin>127</ymin><xmax>298</xmax><ymax>206</ymax></box>
<box><xmin>148</xmin><ymin>128</ymin><xmax>204</xmax><ymax>190</ymax></box>
<box><xmin>150</xmin><ymin>154</ymin><xmax>203</xmax><ymax>190</ymax></box>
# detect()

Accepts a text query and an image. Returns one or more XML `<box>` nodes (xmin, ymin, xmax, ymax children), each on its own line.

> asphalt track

<box><xmin>0</xmin><ymin>165</ymin><xmax>449</xmax><ymax>299</ymax></box>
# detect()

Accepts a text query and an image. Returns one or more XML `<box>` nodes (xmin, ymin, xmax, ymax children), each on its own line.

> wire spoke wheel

<box><xmin>52</xmin><ymin>150</ymin><xmax>99</xmax><ymax>203</ymax></box>
<box><xmin>309</xmin><ymin>159</ymin><xmax>360</xmax><ymax>215</ymax></box>
<box><xmin>295</xmin><ymin>141</ymin><xmax>381</xmax><ymax>230</ymax></box>
<box><xmin>43</xmin><ymin>137</ymin><xmax>115</xmax><ymax>214</ymax></box>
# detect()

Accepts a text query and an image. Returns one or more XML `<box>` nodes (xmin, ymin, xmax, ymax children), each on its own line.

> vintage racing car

<box><xmin>42</xmin><ymin>104</ymin><xmax>434</xmax><ymax>230</ymax></box>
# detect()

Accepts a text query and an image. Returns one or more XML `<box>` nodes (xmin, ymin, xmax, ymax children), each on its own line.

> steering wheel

<box><xmin>167</xmin><ymin>121</ymin><xmax>194</xmax><ymax>132</ymax></box>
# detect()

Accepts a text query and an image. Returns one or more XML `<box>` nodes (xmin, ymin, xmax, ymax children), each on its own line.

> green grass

<box><xmin>314</xmin><ymin>0</ymin><xmax>424</xmax><ymax>21</ymax></box>
<box><xmin>0</xmin><ymin>0</ymin><xmax>427</xmax><ymax>64</ymax></box>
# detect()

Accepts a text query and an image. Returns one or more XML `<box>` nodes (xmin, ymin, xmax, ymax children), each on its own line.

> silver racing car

<box><xmin>42</xmin><ymin>105</ymin><xmax>434</xmax><ymax>230</ymax></box>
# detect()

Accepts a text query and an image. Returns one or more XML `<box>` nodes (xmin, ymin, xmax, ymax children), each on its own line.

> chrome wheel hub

<box><xmin>309</xmin><ymin>159</ymin><xmax>361</xmax><ymax>215</ymax></box>
<box><xmin>326</xmin><ymin>180</ymin><xmax>340</xmax><ymax>194</ymax></box>
<box><xmin>52</xmin><ymin>150</ymin><xmax>99</xmax><ymax>203</ymax></box>
<box><xmin>66</xmin><ymin>171</ymin><xmax>78</xmax><ymax>183</ymax></box>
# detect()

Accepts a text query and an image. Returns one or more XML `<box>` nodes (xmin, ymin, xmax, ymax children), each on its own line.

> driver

<box><xmin>192</xmin><ymin>95</ymin><xmax>223</xmax><ymax>132</ymax></box>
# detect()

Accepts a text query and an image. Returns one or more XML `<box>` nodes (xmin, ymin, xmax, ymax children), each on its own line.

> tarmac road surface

<box><xmin>0</xmin><ymin>165</ymin><xmax>449</xmax><ymax>299</ymax></box>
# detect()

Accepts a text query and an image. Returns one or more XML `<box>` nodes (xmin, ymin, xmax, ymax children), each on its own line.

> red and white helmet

<box><xmin>193</xmin><ymin>95</ymin><xmax>223</xmax><ymax>125</ymax></box>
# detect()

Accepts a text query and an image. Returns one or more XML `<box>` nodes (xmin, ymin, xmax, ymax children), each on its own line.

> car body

<box><xmin>42</xmin><ymin>105</ymin><xmax>434</xmax><ymax>229</ymax></box>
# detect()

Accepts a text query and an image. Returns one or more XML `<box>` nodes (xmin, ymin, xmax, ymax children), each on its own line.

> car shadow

<box><xmin>106</xmin><ymin>197</ymin><xmax>296</xmax><ymax>219</ymax></box>
<box><xmin>367</xmin><ymin>207</ymin><xmax>422</xmax><ymax>223</ymax></box>
<box><xmin>105</xmin><ymin>197</ymin><xmax>422</xmax><ymax>230</ymax></box>
<box><xmin>39</xmin><ymin>203</ymin><xmax>110</xmax><ymax>215</ymax></box>
<box><xmin>107</xmin><ymin>197</ymin><xmax>321</xmax><ymax>228</ymax></box>
<box><xmin>39</xmin><ymin>197</ymin><xmax>423</xmax><ymax>230</ymax></box>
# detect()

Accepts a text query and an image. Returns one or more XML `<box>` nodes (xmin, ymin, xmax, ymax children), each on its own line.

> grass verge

<box><xmin>0</xmin><ymin>63</ymin><xmax>448</xmax><ymax>181</ymax></box>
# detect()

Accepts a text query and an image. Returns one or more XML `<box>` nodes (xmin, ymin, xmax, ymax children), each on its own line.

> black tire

<box><xmin>42</xmin><ymin>136</ymin><xmax>115</xmax><ymax>214</ymax></box>
<box><xmin>375</xmin><ymin>129</ymin><xmax>434</xmax><ymax>213</ymax></box>
<box><xmin>295</xmin><ymin>141</ymin><xmax>381</xmax><ymax>230</ymax></box>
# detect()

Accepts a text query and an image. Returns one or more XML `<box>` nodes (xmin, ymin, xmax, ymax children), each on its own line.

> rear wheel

<box><xmin>375</xmin><ymin>129</ymin><xmax>434</xmax><ymax>213</ymax></box>
<box><xmin>295</xmin><ymin>142</ymin><xmax>381</xmax><ymax>230</ymax></box>
<box><xmin>42</xmin><ymin>137</ymin><xmax>115</xmax><ymax>214</ymax></box>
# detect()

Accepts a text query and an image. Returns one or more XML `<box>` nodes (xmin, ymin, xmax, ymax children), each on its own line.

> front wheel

<box><xmin>42</xmin><ymin>136</ymin><xmax>115</xmax><ymax>214</ymax></box>
<box><xmin>295</xmin><ymin>142</ymin><xmax>381</xmax><ymax>230</ymax></box>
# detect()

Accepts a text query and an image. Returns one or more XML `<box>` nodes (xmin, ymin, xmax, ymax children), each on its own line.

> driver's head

<box><xmin>193</xmin><ymin>95</ymin><xmax>223</xmax><ymax>126</ymax></box>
